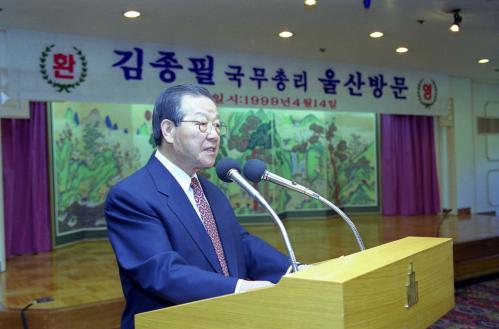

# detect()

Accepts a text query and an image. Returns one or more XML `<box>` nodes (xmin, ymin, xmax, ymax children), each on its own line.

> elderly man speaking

<box><xmin>105</xmin><ymin>84</ymin><xmax>290</xmax><ymax>329</ymax></box>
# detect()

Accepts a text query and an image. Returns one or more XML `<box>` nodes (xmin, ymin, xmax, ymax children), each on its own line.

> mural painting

<box><xmin>50</xmin><ymin>102</ymin><xmax>377</xmax><ymax>245</ymax></box>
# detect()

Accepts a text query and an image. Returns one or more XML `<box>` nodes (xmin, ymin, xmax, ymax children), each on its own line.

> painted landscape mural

<box><xmin>50</xmin><ymin>102</ymin><xmax>377</xmax><ymax>245</ymax></box>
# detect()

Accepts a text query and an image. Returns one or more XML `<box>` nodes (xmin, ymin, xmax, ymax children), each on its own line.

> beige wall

<box><xmin>440</xmin><ymin>77</ymin><xmax>499</xmax><ymax>215</ymax></box>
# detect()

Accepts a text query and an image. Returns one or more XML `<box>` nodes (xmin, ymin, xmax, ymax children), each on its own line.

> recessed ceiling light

<box><xmin>279</xmin><ymin>31</ymin><xmax>294</xmax><ymax>38</ymax></box>
<box><xmin>449</xmin><ymin>24</ymin><xmax>460</xmax><ymax>32</ymax></box>
<box><xmin>304</xmin><ymin>0</ymin><xmax>317</xmax><ymax>6</ymax></box>
<box><xmin>477</xmin><ymin>58</ymin><xmax>490</xmax><ymax>64</ymax></box>
<box><xmin>370</xmin><ymin>31</ymin><xmax>384</xmax><ymax>38</ymax></box>
<box><xmin>124</xmin><ymin>10</ymin><xmax>141</xmax><ymax>18</ymax></box>
<box><xmin>396</xmin><ymin>47</ymin><xmax>408</xmax><ymax>53</ymax></box>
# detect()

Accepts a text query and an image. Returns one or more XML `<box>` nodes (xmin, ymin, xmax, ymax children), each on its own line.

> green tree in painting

<box><xmin>322</xmin><ymin>119</ymin><xmax>375</xmax><ymax>205</ymax></box>
<box><xmin>215</xmin><ymin>109</ymin><xmax>291</xmax><ymax>213</ymax></box>
<box><xmin>54</xmin><ymin>108</ymin><xmax>144</xmax><ymax>232</ymax></box>
<box><xmin>283</xmin><ymin>114</ymin><xmax>329</xmax><ymax>210</ymax></box>
<box><xmin>282</xmin><ymin>114</ymin><xmax>375</xmax><ymax>207</ymax></box>
<box><xmin>226</xmin><ymin>110</ymin><xmax>274</xmax><ymax>213</ymax></box>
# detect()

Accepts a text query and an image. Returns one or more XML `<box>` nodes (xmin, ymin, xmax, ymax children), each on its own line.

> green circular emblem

<box><xmin>417</xmin><ymin>79</ymin><xmax>438</xmax><ymax>109</ymax></box>
<box><xmin>39</xmin><ymin>44</ymin><xmax>88</xmax><ymax>93</ymax></box>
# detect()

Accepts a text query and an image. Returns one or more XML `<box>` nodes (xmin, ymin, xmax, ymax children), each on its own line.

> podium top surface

<box><xmin>286</xmin><ymin>236</ymin><xmax>452</xmax><ymax>283</ymax></box>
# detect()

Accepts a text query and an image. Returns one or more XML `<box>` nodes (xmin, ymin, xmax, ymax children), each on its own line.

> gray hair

<box><xmin>152</xmin><ymin>84</ymin><xmax>215</xmax><ymax>146</ymax></box>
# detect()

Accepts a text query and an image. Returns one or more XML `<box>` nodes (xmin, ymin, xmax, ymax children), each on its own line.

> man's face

<box><xmin>163</xmin><ymin>95</ymin><xmax>220</xmax><ymax>175</ymax></box>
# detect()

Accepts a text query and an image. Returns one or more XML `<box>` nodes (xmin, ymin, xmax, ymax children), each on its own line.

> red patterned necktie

<box><xmin>190</xmin><ymin>177</ymin><xmax>229</xmax><ymax>276</ymax></box>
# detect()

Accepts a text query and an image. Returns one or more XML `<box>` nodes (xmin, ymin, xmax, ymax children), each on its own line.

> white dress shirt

<box><xmin>154</xmin><ymin>150</ymin><xmax>203</xmax><ymax>219</ymax></box>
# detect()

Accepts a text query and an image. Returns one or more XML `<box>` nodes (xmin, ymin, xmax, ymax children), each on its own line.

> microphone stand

<box><xmin>316</xmin><ymin>196</ymin><xmax>365</xmax><ymax>251</ymax></box>
<box><xmin>264</xmin><ymin>171</ymin><xmax>365</xmax><ymax>251</ymax></box>
<box><xmin>229</xmin><ymin>169</ymin><xmax>299</xmax><ymax>272</ymax></box>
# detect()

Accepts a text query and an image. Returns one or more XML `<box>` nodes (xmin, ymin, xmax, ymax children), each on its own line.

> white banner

<box><xmin>5</xmin><ymin>29</ymin><xmax>448</xmax><ymax>115</ymax></box>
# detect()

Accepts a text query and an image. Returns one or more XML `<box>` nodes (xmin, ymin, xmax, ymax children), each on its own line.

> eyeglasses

<box><xmin>180</xmin><ymin>120</ymin><xmax>228</xmax><ymax>135</ymax></box>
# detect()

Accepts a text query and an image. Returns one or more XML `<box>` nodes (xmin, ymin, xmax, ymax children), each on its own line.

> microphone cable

<box><xmin>21</xmin><ymin>296</ymin><xmax>54</xmax><ymax>329</ymax></box>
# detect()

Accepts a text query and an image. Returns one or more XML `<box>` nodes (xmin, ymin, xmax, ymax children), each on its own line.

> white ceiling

<box><xmin>1</xmin><ymin>0</ymin><xmax>498</xmax><ymax>83</ymax></box>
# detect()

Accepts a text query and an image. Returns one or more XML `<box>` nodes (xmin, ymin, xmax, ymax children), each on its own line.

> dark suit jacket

<box><xmin>105</xmin><ymin>155</ymin><xmax>290</xmax><ymax>329</ymax></box>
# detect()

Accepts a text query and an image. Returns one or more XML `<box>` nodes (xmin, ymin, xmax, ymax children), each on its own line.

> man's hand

<box><xmin>237</xmin><ymin>280</ymin><xmax>274</xmax><ymax>293</ymax></box>
<box><xmin>298</xmin><ymin>263</ymin><xmax>312</xmax><ymax>271</ymax></box>
<box><xmin>285</xmin><ymin>263</ymin><xmax>312</xmax><ymax>274</ymax></box>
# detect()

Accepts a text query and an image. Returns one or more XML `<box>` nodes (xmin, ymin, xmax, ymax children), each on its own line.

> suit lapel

<box><xmin>145</xmin><ymin>156</ymin><xmax>223</xmax><ymax>274</ymax></box>
<box><xmin>199</xmin><ymin>176</ymin><xmax>239</xmax><ymax>278</ymax></box>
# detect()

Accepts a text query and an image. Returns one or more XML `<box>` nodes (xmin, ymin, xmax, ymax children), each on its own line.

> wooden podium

<box><xmin>136</xmin><ymin>237</ymin><xmax>454</xmax><ymax>329</ymax></box>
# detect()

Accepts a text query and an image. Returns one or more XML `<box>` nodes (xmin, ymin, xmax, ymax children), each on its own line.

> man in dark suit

<box><xmin>105</xmin><ymin>84</ymin><xmax>290</xmax><ymax>329</ymax></box>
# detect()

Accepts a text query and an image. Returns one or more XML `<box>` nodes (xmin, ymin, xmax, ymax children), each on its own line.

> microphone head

<box><xmin>216</xmin><ymin>157</ymin><xmax>242</xmax><ymax>183</ymax></box>
<box><xmin>243</xmin><ymin>158</ymin><xmax>267</xmax><ymax>183</ymax></box>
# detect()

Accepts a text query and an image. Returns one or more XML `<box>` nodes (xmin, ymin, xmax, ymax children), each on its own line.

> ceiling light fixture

<box><xmin>304</xmin><ymin>0</ymin><xmax>317</xmax><ymax>6</ymax></box>
<box><xmin>478</xmin><ymin>58</ymin><xmax>490</xmax><ymax>64</ymax></box>
<box><xmin>396</xmin><ymin>47</ymin><xmax>408</xmax><ymax>54</ymax></box>
<box><xmin>369</xmin><ymin>31</ymin><xmax>384</xmax><ymax>38</ymax></box>
<box><xmin>449</xmin><ymin>9</ymin><xmax>462</xmax><ymax>32</ymax></box>
<box><xmin>124</xmin><ymin>10</ymin><xmax>141</xmax><ymax>18</ymax></box>
<box><xmin>278</xmin><ymin>31</ymin><xmax>293</xmax><ymax>38</ymax></box>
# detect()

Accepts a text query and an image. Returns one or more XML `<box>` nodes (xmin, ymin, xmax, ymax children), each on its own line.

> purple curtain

<box><xmin>2</xmin><ymin>101</ymin><xmax>52</xmax><ymax>256</ymax></box>
<box><xmin>381</xmin><ymin>114</ymin><xmax>440</xmax><ymax>215</ymax></box>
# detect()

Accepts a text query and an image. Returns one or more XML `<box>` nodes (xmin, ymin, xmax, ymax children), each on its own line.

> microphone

<box><xmin>243</xmin><ymin>158</ymin><xmax>365</xmax><ymax>251</ymax></box>
<box><xmin>243</xmin><ymin>159</ymin><xmax>321</xmax><ymax>199</ymax></box>
<box><xmin>216</xmin><ymin>157</ymin><xmax>261</xmax><ymax>199</ymax></box>
<box><xmin>216</xmin><ymin>157</ymin><xmax>299</xmax><ymax>272</ymax></box>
